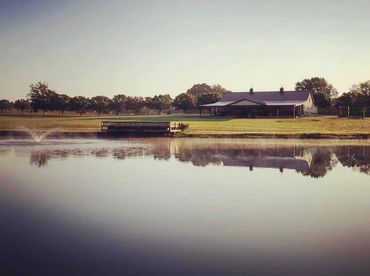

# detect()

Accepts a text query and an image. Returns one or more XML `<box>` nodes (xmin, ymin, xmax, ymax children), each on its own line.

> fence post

<box><xmin>347</xmin><ymin>106</ymin><xmax>350</xmax><ymax>119</ymax></box>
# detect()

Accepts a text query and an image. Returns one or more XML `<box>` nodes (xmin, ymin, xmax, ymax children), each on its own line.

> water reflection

<box><xmin>336</xmin><ymin>146</ymin><xmax>370</xmax><ymax>174</ymax></box>
<box><xmin>1</xmin><ymin>138</ymin><xmax>370</xmax><ymax>275</ymax></box>
<box><xmin>3</xmin><ymin>139</ymin><xmax>370</xmax><ymax>177</ymax></box>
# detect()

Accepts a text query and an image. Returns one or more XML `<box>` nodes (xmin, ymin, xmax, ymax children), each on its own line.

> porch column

<box><xmin>293</xmin><ymin>106</ymin><xmax>296</xmax><ymax>118</ymax></box>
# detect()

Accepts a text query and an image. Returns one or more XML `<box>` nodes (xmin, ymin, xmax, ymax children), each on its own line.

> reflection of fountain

<box><xmin>21</xmin><ymin>128</ymin><xmax>58</xmax><ymax>143</ymax></box>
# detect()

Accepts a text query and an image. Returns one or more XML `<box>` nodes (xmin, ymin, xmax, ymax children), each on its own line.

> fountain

<box><xmin>21</xmin><ymin>128</ymin><xmax>57</xmax><ymax>143</ymax></box>
<box><xmin>25</xmin><ymin>128</ymin><xmax>54</xmax><ymax>143</ymax></box>
<box><xmin>0</xmin><ymin>128</ymin><xmax>60</xmax><ymax>146</ymax></box>
<box><xmin>0</xmin><ymin>128</ymin><xmax>91</xmax><ymax>147</ymax></box>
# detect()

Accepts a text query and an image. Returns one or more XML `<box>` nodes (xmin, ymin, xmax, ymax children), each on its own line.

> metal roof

<box><xmin>264</xmin><ymin>101</ymin><xmax>306</xmax><ymax>106</ymax></box>
<box><xmin>200</xmin><ymin>90</ymin><xmax>311</xmax><ymax>107</ymax></box>
<box><xmin>200</xmin><ymin>101</ymin><xmax>236</xmax><ymax>107</ymax></box>
<box><xmin>222</xmin><ymin>90</ymin><xmax>310</xmax><ymax>102</ymax></box>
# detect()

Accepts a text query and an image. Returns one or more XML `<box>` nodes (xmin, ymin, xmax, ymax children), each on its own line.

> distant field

<box><xmin>1</xmin><ymin>113</ymin><xmax>370</xmax><ymax>135</ymax></box>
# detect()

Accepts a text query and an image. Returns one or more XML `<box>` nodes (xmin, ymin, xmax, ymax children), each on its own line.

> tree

<box><xmin>126</xmin><ymin>96</ymin><xmax>145</xmax><ymax>114</ymax></box>
<box><xmin>186</xmin><ymin>83</ymin><xmax>213</xmax><ymax>100</ymax></box>
<box><xmin>196</xmin><ymin>93</ymin><xmax>222</xmax><ymax>107</ymax></box>
<box><xmin>144</xmin><ymin>96</ymin><xmax>153</xmax><ymax>110</ymax></box>
<box><xmin>90</xmin><ymin>96</ymin><xmax>111</xmax><ymax>116</ymax></box>
<box><xmin>8</xmin><ymin>101</ymin><xmax>15</xmax><ymax>110</ymax></box>
<box><xmin>14</xmin><ymin>99</ymin><xmax>31</xmax><ymax>115</ymax></box>
<box><xmin>70</xmin><ymin>96</ymin><xmax>89</xmax><ymax>115</ymax></box>
<box><xmin>57</xmin><ymin>94</ymin><xmax>70</xmax><ymax>116</ymax></box>
<box><xmin>0</xmin><ymin>99</ymin><xmax>11</xmax><ymax>111</ymax></box>
<box><xmin>173</xmin><ymin>93</ymin><xmax>195</xmax><ymax>113</ymax></box>
<box><xmin>337</xmin><ymin>92</ymin><xmax>355</xmax><ymax>107</ymax></box>
<box><xmin>46</xmin><ymin>90</ymin><xmax>57</xmax><ymax>110</ymax></box>
<box><xmin>47</xmin><ymin>92</ymin><xmax>70</xmax><ymax>116</ymax></box>
<box><xmin>28</xmin><ymin>82</ymin><xmax>52</xmax><ymax>115</ymax></box>
<box><xmin>295</xmin><ymin>77</ymin><xmax>338</xmax><ymax>112</ymax></box>
<box><xmin>211</xmin><ymin>84</ymin><xmax>229</xmax><ymax>96</ymax></box>
<box><xmin>296</xmin><ymin>77</ymin><xmax>338</xmax><ymax>97</ymax></box>
<box><xmin>350</xmin><ymin>80</ymin><xmax>370</xmax><ymax>107</ymax></box>
<box><xmin>186</xmin><ymin>83</ymin><xmax>229</xmax><ymax>103</ymax></box>
<box><xmin>350</xmin><ymin>80</ymin><xmax>370</xmax><ymax>96</ymax></box>
<box><xmin>150</xmin><ymin>94</ymin><xmax>172</xmax><ymax>114</ymax></box>
<box><xmin>111</xmin><ymin>94</ymin><xmax>127</xmax><ymax>115</ymax></box>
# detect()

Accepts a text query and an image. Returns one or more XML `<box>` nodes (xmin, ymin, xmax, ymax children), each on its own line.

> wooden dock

<box><xmin>101</xmin><ymin>121</ymin><xmax>185</xmax><ymax>134</ymax></box>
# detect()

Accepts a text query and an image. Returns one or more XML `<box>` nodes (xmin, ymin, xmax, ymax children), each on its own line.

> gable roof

<box><xmin>230</xmin><ymin>99</ymin><xmax>265</xmax><ymax>106</ymax></box>
<box><xmin>201</xmin><ymin>90</ymin><xmax>312</xmax><ymax>107</ymax></box>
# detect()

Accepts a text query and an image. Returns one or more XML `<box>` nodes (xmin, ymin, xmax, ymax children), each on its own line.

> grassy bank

<box><xmin>0</xmin><ymin>113</ymin><xmax>370</xmax><ymax>135</ymax></box>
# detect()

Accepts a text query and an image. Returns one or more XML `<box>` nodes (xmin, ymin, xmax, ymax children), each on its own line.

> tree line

<box><xmin>295</xmin><ymin>77</ymin><xmax>370</xmax><ymax>115</ymax></box>
<box><xmin>0</xmin><ymin>82</ymin><xmax>228</xmax><ymax>116</ymax></box>
<box><xmin>0</xmin><ymin>78</ymin><xmax>369</xmax><ymax>116</ymax></box>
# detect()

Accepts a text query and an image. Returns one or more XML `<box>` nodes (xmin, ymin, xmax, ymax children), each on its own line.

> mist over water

<box><xmin>18</xmin><ymin>127</ymin><xmax>60</xmax><ymax>143</ymax></box>
<box><xmin>1</xmin><ymin>138</ymin><xmax>370</xmax><ymax>275</ymax></box>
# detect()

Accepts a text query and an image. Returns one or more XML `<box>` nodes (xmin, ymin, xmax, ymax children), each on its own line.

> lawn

<box><xmin>1</xmin><ymin>113</ymin><xmax>370</xmax><ymax>135</ymax></box>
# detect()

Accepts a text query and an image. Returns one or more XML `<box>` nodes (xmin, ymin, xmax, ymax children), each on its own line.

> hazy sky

<box><xmin>1</xmin><ymin>0</ymin><xmax>370</xmax><ymax>100</ymax></box>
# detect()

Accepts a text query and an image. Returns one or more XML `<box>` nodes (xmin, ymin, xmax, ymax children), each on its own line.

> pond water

<box><xmin>1</xmin><ymin>138</ymin><xmax>370</xmax><ymax>275</ymax></box>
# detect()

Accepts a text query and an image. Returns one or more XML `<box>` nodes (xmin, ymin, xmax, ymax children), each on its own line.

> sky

<box><xmin>1</xmin><ymin>0</ymin><xmax>370</xmax><ymax>100</ymax></box>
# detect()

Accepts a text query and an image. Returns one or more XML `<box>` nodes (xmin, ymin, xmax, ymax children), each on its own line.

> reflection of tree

<box><xmin>30</xmin><ymin>152</ymin><xmax>51</xmax><ymax>167</ymax></box>
<box><xmin>302</xmin><ymin>148</ymin><xmax>337</xmax><ymax>178</ymax></box>
<box><xmin>16</xmin><ymin>141</ymin><xmax>370</xmax><ymax>178</ymax></box>
<box><xmin>112</xmin><ymin>145</ymin><xmax>171</xmax><ymax>160</ymax></box>
<box><xmin>175</xmin><ymin>148</ymin><xmax>222</xmax><ymax>166</ymax></box>
<box><xmin>150</xmin><ymin>141</ymin><xmax>171</xmax><ymax>161</ymax></box>
<box><xmin>335</xmin><ymin>146</ymin><xmax>370</xmax><ymax>175</ymax></box>
<box><xmin>91</xmin><ymin>149</ymin><xmax>109</xmax><ymax>158</ymax></box>
<box><xmin>153</xmin><ymin>152</ymin><xmax>171</xmax><ymax>161</ymax></box>
<box><xmin>29</xmin><ymin>149</ymin><xmax>75</xmax><ymax>167</ymax></box>
<box><xmin>26</xmin><ymin>141</ymin><xmax>172</xmax><ymax>166</ymax></box>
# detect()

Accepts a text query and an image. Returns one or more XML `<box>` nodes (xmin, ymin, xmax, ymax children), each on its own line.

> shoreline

<box><xmin>0</xmin><ymin>130</ymin><xmax>369</xmax><ymax>140</ymax></box>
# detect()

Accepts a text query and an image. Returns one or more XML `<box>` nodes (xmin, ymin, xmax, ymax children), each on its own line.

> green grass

<box><xmin>0</xmin><ymin>113</ymin><xmax>370</xmax><ymax>135</ymax></box>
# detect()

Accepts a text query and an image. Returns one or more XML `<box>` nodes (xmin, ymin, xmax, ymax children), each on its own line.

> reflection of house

<box><xmin>201</xmin><ymin>89</ymin><xmax>318</xmax><ymax>117</ymax></box>
<box><xmin>221</xmin><ymin>155</ymin><xmax>311</xmax><ymax>174</ymax></box>
<box><xmin>170</xmin><ymin>139</ymin><xmax>316</xmax><ymax>174</ymax></box>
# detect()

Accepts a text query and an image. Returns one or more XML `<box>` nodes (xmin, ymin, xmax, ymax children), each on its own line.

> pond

<box><xmin>1</xmin><ymin>138</ymin><xmax>370</xmax><ymax>275</ymax></box>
